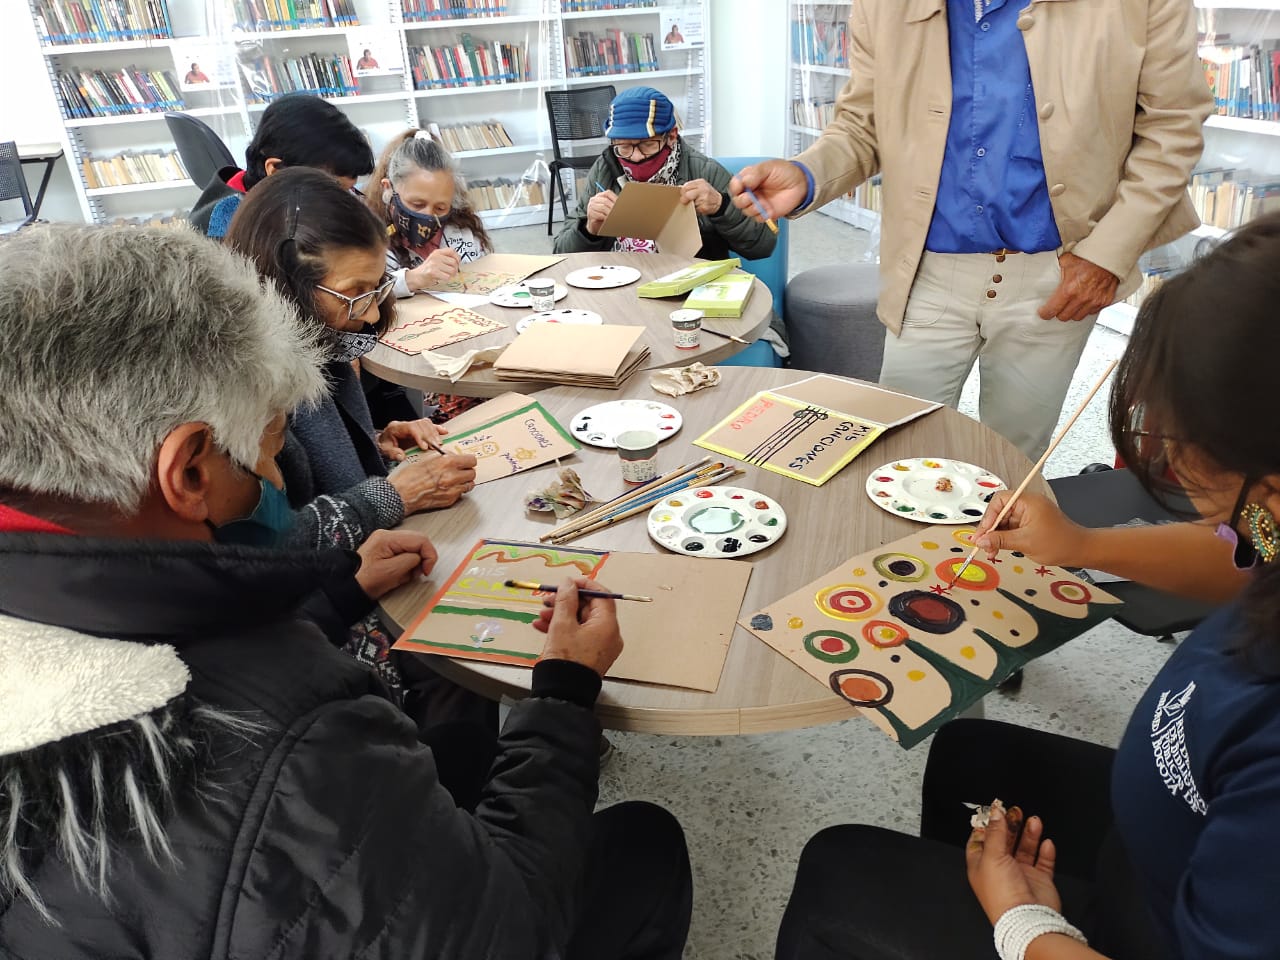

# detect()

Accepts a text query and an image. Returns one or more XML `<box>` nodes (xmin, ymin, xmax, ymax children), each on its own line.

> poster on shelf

<box><xmin>660</xmin><ymin>4</ymin><xmax>704</xmax><ymax>50</ymax></box>
<box><xmin>171</xmin><ymin>40</ymin><xmax>237</xmax><ymax>92</ymax></box>
<box><xmin>347</xmin><ymin>28</ymin><xmax>405</xmax><ymax>77</ymax></box>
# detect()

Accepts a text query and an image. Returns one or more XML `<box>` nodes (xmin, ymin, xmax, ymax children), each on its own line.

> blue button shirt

<box><xmin>923</xmin><ymin>0</ymin><xmax>1061</xmax><ymax>254</ymax></box>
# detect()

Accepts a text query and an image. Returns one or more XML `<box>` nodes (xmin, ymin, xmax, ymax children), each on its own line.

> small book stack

<box><xmin>82</xmin><ymin>149</ymin><xmax>188</xmax><ymax>188</ymax></box>
<box><xmin>637</xmin><ymin>258</ymin><xmax>739</xmax><ymax>298</ymax></box>
<box><xmin>401</xmin><ymin>0</ymin><xmax>508</xmax><ymax>20</ymax></box>
<box><xmin>565</xmin><ymin>30</ymin><xmax>658</xmax><ymax>77</ymax></box>
<box><xmin>494</xmin><ymin>324</ymin><xmax>650</xmax><ymax>389</ymax></box>
<box><xmin>431</xmin><ymin>120</ymin><xmax>515</xmax><ymax>153</ymax></box>
<box><xmin>35</xmin><ymin>0</ymin><xmax>173</xmax><ymax>44</ymax></box>
<box><xmin>408</xmin><ymin>35</ymin><xmax>529</xmax><ymax>89</ymax></box>
<box><xmin>56</xmin><ymin>67</ymin><xmax>182</xmax><ymax>119</ymax></box>
<box><xmin>244</xmin><ymin>53</ymin><xmax>358</xmax><ymax>101</ymax></box>
<box><xmin>231</xmin><ymin>0</ymin><xmax>359</xmax><ymax>30</ymax></box>
<box><xmin>683</xmin><ymin>271</ymin><xmax>755</xmax><ymax>318</ymax></box>
<box><xmin>465</xmin><ymin>177</ymin><xmax>545</xmax><ymax>212</ymax></box>
<box><xmin>561</xmin><ymin>0</ymin><xmax>658</xmax><ymax>10</ymax></box>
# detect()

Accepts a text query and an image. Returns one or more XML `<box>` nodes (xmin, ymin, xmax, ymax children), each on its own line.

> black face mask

<box><xmin>389</xmin><ymin>193</ymin><xmax>444</xmax><ymax>247</ymax></box>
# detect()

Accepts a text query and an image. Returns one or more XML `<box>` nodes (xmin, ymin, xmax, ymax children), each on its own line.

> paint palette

<box><xmin>569</xmin><ymin>399</ymin><xmax>683</xmax><ymax>448</ymax></box>
<box><xmin>565</xmin><ymin>264</ymin><xmax>642</xmax><ymax>289</ymax></box>
<box><xmin>488</xmin><ymin>280</ymin><xmax>569</xmax><ymax>308</ymax></box>
<box><xmin>514</xmin><ymin>308</ymin><xmax>604</xmax><ymax>334</ymax></box>
<box><xmin>865</xmin><ymin>458</ymin><xmax>1006</xmax><ymax>524</ymax></box>
<box><xmin>647</xmin><ymin>486</ymin><xmax>787</xmax><ymax>559</ymax></box>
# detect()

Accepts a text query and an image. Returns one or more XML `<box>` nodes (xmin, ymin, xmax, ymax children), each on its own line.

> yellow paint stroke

<box><xmin>852</xmin><ymin>567</ymin><xmax>866</xmax><ymax>577</ymax></box>
<box><xmin>449</xmin><ymin>590</ymin><xmax>544</xmax><ymax>606</ymax></box>
<box><xmin>992</xmin><ymin>610</ymin><xmax>1005</xmax><ymax>620</ymax></box>
<box><xmin>1013</xmin><ymin>565</ymin><xmax>1024</xmax><ymax>574</ymax></box>
<box><xmin>958</xmin><ymin>565</ymin><xmax>986</xmax><ymax>583</ymax></box>
<box><xmin>788</xmin><ymin>617</ymin><xmax>805</xmax><ymax>629</ymax></box>
<box><xmin>960</xmin><ymin>645</ymin><xmax>976</xmax><ymax>659</ymax></box>
<box><xmin>921</xmin><ymin>541</ymin><xmax>939</xmax><ymax>551</ymax></box>
<box><xmin>473</xmin><ymin>546</ymin><xmax>599</xmax><ymax>576</ymax></box>
<box><xmin>953</xmin><ymin>528</ymin><xmax>979</xmax><ymax>545</ymax></box>
<box><xmin>907</xmin><ymin>670</ymin><xmax>927</xmax><ymax>682</ymax></box>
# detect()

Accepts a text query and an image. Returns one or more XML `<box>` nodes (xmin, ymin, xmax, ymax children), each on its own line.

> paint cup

<box><xmin>670</xmin><ymin>308</ymin><xmax>703</xmax><ymax>350</ymax></box>
<box><xmin>526</xmin><ymin>278</ymin><xmax>556</xmax><ymax>312</ymax></box>
<box><xmin>616</xmin><ymin>429</ymin><xmax>660</xmax><ymax>485</ymax></box>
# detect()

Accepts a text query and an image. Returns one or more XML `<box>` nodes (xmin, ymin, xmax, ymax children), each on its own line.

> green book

<box><xmin>683</xmin><ymin>271</ymin><xmax>756</xmax><ymax>318</ymax></box>
<box><xmin>637</xmin><ymin>258</ymin><xmax>740</xmax><ymax>298</ymax></box>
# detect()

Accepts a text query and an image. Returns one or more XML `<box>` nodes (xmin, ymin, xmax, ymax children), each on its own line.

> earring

<box><xmin>1242</xmin><ymin>503</ymin><xmax>1280</xmax><ymax>564</ymax></box>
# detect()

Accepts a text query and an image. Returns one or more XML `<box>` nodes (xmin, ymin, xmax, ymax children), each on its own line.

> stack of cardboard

<box><xmin>494</xmin><ymin>324</ymin><xmax>649</xmax><ymax>389</ymax></box>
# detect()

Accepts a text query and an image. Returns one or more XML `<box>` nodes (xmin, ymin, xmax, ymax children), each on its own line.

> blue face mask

<box><xmin>208</xmin><ymin>475</ymin><xmax>295</xmax><ymax>548</ymax></box>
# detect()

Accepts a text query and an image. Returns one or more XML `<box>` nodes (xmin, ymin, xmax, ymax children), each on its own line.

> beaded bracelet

<box><xmin>994</xmin><ymin>903</ymin><xmax>1088</xmax><ymax>960</ymax></box>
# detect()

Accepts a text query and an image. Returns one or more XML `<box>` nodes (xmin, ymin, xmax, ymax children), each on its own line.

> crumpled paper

<box><xmin>525</xmin><ymin>468</ymin><xmax>595</xmax><ymax>519</ymax></box>
<box><xmin>417</xmin><ymin>345</ymin><xmax>508</xmax><ymax>382</ymax></box>
<box><xmin>966</xmin><ymin>798</ymin><xmax>1004</xmax><ymax>830</ymax></box>
<box><xmin>650</xmin><ymin>362</ymin><xmax>722</xmax><ymax>397</ymax></box>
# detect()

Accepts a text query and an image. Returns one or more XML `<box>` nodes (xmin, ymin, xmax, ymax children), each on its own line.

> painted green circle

<box><xmin>803</xmin><ymin>630</ymin><xmax>860</xmax><ymax>664</ymax></box>
<box><xmin>687</xmin><ymin>506</ymin><xmax>744</xmax><ymax>535</ymax></box>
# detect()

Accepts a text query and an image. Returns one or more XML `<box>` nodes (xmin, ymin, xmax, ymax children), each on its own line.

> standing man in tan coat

<box><xmin>732</xmin><ymin>0</ymin><xmax>1212</xmax><ymax>459</ymax></box>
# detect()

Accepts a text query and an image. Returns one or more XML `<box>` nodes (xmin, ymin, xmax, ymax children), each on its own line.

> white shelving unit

<box><xmin>25</xmin><ymin>0</ymin><xmax>710</xmax><ymax>227</ymax></box>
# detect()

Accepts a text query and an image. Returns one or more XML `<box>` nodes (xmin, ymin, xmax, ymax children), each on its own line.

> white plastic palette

<box><xmin>865</xmin><ymin>458</ymin><xmax>1007</xmax><ymax>524</ymax></box>
<box><xmin>515</xmin><ymin>308</ymin><xmax>604</xmax><ymax>334</ymax></box>
<box><xmin>488</xmin><ymin>280</ymin><xmax>569</xmax><ymax>308</ymax></box>
<box><xmin>565</xmin><ymin>264</ymin><xmax>642</xmax><ymax>289</ymax></box>
<box><xmin>569</xmin><ymin>399</ymin><xmax>682</xmax><ymax>448</ymax></box>
<box><xmin>647</xmin><ymin>486</ymin><xmax>787</xmax><ymax>558</ymax></box>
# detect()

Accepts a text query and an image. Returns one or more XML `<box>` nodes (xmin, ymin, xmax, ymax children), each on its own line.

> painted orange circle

<box><xmin>935</xmin><ymin>557</ymin><xmax>1000</xmax><ymax>591</ymax></box>
<box><xmin>861</xmin><ymin>620</ymin><xmax>908</xmax><ymax>648</ymax></box>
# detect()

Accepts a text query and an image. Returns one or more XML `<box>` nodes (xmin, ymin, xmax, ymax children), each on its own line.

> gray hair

<box><xmin>386</xmin><ymin>132</ymin><xmax>467</xmax><ymax>198</ymax></box>
<box><xmin>0</xmin><ymin>224</ymin><xmax>326</xmax><ymax>513</ymax></box>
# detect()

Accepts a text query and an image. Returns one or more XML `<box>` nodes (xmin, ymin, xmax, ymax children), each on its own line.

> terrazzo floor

<box><xmin>495</xmin><ymin>215</ymin><xmax>1167</xmax><ymax>960</ymax></box>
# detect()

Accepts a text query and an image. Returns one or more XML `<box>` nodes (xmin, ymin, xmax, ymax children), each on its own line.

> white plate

<box><xmin>488</xmin><ymin>280</ymin><xmax>569</xmax><ymax>308</ymax></box>
<box><xmin>569</xmin><ymin>399</ymin><xmax>683</xmax><ymax>448</ymax></box>
<box><xmin>864</xmin><ymin>458</ymin><xmax>1006</xmax><ymax>524</ymax></box>
<box><xmin>565</xmin><ymin>264</ymin><xmax>642</xmax><ymax>289</ymax></box>
<box><xmin>647</xmin><ymin>486</ymin><xmax>787</xmax><ymax>558</ymax></box>
<box><xmin>515</xmin><ymin>308</ymin><xmax>604</xmax><ymax>334</ymax></box>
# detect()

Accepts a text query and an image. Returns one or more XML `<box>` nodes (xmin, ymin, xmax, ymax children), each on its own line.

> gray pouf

<box><xmin>784</xmin><ymin>262</ymin><xmax>884</xmax><ymax>381</ymax></box>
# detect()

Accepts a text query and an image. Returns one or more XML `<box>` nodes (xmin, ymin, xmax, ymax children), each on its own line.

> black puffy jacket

<box><xmin>0</xmin><ymin>533</ymin><xmax>602</xmax><ymax>959</ymax></box>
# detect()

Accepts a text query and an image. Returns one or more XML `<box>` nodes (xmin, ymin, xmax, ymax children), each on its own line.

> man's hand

<box><xmin>585</xmin><ymin>190</ymin><xmax>617</xmax><ymax>236</ymax></box>
<box><xmin>680</xmin><ymin>178</ymin><xmax>723</xmax><ymax>216</ymax></box>
<box><xmin>406</xmin><ymin>247</ymin><xmax>461</xmax><ymax>292</ymax></box>
<box><xmin>1038</xmin><ymin>253</ymin><xmax>1119</xmax><ymax>323</ymax></box>
<box><xmin>532</xmin><ymin>577</ymin><xmax>624</xmax><ymax>677</ymax></box>
<box><xmin>377</xmin><ymin>419</ymin><xmax>449</xmax><ymax>462</ymax></box>
<box><xmin>966</xmin><ymin>802</ymin><xmax>1063</xmax><ymax>925</ymax></box>
<box><xmin>387</xmin><ymin>454</ymin><xmax>478</xmax><ymax>513</ymax></box>
<box><xmin>972</xmin><ymin>492</ymin><xmax>1090</xmax><ymax>568</ymax></box>
<box><xmin>354</xmin><ymin>529</ymin><xmax>438</xmax><ymax>600</ymax></box>
<box><xmin>729</xmin><ymin>160</ymin><xmax>808</xmax><ymax>221</ymax></box>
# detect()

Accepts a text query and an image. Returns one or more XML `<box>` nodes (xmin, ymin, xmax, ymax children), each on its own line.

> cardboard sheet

<box><xmin>425</xmin><ymin>253</ymin><xmax>565</xmax><ymax>296</ymax></box>
<box><xmin>393</xmin><ymin>540</ymin><xmax>752</xmax><ymax>691</ymax></box>
<box><xmin>381</xmin><ymin>299</ymin><xmax>506</xmax><ymax>354</ymax></box>
<box><xmin>741</xmin><ymin>526</ymin><xmax>1122</xmax><ymax>748</ymax></box>
<box><xmin>599</xmin><ymin>181</ymin><xmax>702</xmax><ymax>259</ymax></box>
<box><xmin>775</xmin><ymin>375</ymin><xmax>941</xmax><ymax>429</ymax></box>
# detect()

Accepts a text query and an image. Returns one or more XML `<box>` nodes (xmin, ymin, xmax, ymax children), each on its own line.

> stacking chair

<box><xmin>0</xmin><ymin>141</ymin><xmax>37</xmax><ymax>235</ymax></box>
<box><xmin>543</xmin><ymin>85</ymin><xmax>615</xmax><ymax>235</ymax></box>
<box><xmin>164</xmin><ymin>112</ymin><xmax>236</xmax><ymax>192</ymax></box>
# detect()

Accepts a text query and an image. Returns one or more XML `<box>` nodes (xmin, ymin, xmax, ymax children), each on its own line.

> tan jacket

<box><xmin>794</xmin><ymin>0</ymin><xmax>1213</xmax><ymax>335</ymax></box>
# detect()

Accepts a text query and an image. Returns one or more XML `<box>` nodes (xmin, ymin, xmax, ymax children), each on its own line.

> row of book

<box><xmin>56</xmin><ymin>66</ymin><xmax>182</xmax><ymax>118</ymax></box>
<box><xmin>36</xmin><ymin>0</ymin><xmax>172</xmax><ymax>45</ymax></box>
<box><xmin>81</xmin><ymin>149</ymin><xmax>188</xmax><ymax>188</ymax></box>
<box><xmin>466</xmin><ymin>176</ymin><xmax>546</xmax><ymax>212</ymax></box>
<box><xmin>1190</xmin><ymin>168</ymin><xmax>1280</xmax><ymax>231</ymax></box>
<box><xmin>791</xmin><ymin>17</ymin><xmax>849</xmax><ymax>69</ymax></box>
<box><xmin>401</xmin><ymin>1</ymin><xmax>508</xmax><ymax>20</ymax></box>
<box><xmin>561</xmin><ymin>0</ymin><xmax>659</xmax><ymax>10</ymax></box>
<box><xmin>1202</xmin><ymin>42</ymin><xmax>1280</xmax><ymax>120</ymax></box>
<box><xmin>792</xmin><ymin>98</ymin><xmax>834</xmax><ymax>129</ymax></box>
<box><xmin>245</xmin><ymin>52</ymin><xmax>358</xmax><ymax>100</ymax></box>
<box><xmin>564</xmin><ymin>30</ymin><xmax>658</xmax><ymax>77</ymax></box>
<box><xmin>110</xmin><ymin>210</ymin><xmax>185</xmax><ymax>227</ymax></box>
<box><xmin>230</xmin><ymin>0</ymin><xmax>359</xmax><ymax>31</ymax></box>
<box><xmin>408</xmin><ymin>38</ymin><xmax>530</xmax><ymax>89</ymax></box>
<box><xmin>432</xmin><ymin>120</ymin><xmax>516</xmax><ymax>152</ymax></box>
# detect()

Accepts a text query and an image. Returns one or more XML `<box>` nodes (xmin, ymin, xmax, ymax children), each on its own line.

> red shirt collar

<box><xmin>0</xmin><ymin>504</ymin><xmax>74</xmax><ymax>535</ymax></box>
<box><xmin>227</xmin><ymin>169</ymin><xmax>248</xmax><ymax>193</ymax></box>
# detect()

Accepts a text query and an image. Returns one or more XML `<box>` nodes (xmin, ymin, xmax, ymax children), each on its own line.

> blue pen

<box><xmin>740</xmin><ymin>185</ymin><xmax>780</xmax><ymax>234</ymax></box>
<box><xmin>594</xmin><ymin>181</ymin><xmax>608</xmax><ymax>194</ymax></box>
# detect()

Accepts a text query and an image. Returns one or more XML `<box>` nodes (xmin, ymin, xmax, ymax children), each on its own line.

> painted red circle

<box><xmin>1049</xmin><ymin>581</ymin><xmax>1092</xmax><ymax>605</ymax></box>
<box><xmin>696</xmin><ymin>490</ymin><xmax>714</xmax><ymax>499</ymax></box>
<box><xmin>819</xmin><ymin>637</ymin><xmax>845</xmax><ymax>654</ymax></box>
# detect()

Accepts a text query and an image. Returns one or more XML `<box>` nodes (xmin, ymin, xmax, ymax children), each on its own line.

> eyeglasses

<box><xmin>611</xmin><ymin>138</ymin><xmax>666</xmax><ymax>160</ymax></box>
<box><xmin>315</xmin><ymin>276</ymin><xmax>396</xmax><ymax>322</ymax></box>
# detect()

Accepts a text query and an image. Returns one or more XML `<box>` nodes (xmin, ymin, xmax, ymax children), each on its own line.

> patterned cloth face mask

<box><xmin>323</xmin><ymin>323</ymin><xmax>380</xmax><ymax>363</ymax></box>
<box><xmin>389</xmin><ymin>192</ymin><xmax>445</xmax><ymax>247</ymax></box>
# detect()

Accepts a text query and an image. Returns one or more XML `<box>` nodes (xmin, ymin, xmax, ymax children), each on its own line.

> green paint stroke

<box><xmin>433</xmin><ymin>605</ymin><xmax>538</xmax><ymax>624</ymax></box>
<box><xmin>400</xmin><ymin>637</ymin><xmax>539</xmax><ymax>661</ymax></box>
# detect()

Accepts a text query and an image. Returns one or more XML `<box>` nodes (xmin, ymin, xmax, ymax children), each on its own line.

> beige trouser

<box><xmin>879</xmin><ymin>250</ymin><xmax>1097</xmax><ymax>461</ymax></box>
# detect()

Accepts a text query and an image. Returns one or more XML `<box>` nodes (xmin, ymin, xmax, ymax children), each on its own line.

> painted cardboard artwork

<box><xmin>394</xmin><ymin>539</ymin><xmax>753</xmax><ymax>692</ymax></box>
<box><xmin>742</xmin><ymin>526</ymin><xmax>1122</xmax><ymax>748</ymax></box>
<box><xmin>425</xmin><ymin>253</ymin><xmax>566</xmax><ymax>295</ymax></box>
<box><xmin>380</xmin><ymin>302</ymin><xmax>506</xmax><ymax>354</ymax></box>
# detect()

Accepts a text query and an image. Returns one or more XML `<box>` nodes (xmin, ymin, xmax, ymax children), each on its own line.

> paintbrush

<box><xmin>946</xmin><ymin>359</ymin><xmax>1121</xmax><ymax>589</ymax></box>
<box><xmin>701</xmin><ymin>327</ymin><xmax>751</xmax><ymax>346</ymax></box>
<box><xmin>542</xmin><ymin>464</ymin><xmax>725</xmax><ymax>544</ymax></box>
<box><xmin>504</xmin><ymin>579</ymin><xmax>653</xmax><ymax>602</ymax></box>
<box><xmin>539</xmin><ymin>456</ymin><xmax>714</xmax><ymax>541</ymax></box>
<box><xmin>551</xmin><ymin>467</ymin><xmax>743</xmax><ymax>544</ymax></box>
<box><xmin>740</xmin><ymin>185</ymin><xmax>779</xmax><ymax>235</ymax></box>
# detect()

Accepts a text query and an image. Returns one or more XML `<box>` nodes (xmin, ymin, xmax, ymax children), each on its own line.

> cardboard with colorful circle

<box><xmin>864</xmin><ymin>458</ymin><xmax>1007</xmax><ymax>524</ymax></box>
<box><xmin>740</xmin><ymin>526</ymin><xmax>1122</xmax><ymax>748</ymax></box>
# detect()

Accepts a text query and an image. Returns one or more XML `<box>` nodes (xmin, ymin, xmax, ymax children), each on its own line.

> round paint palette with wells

<box><xmin>865</xmin><ymin>458</ymin><xmax>1006</xmax><ymax>524</ymax></box>
<box><xmin>565</xmin><ymin>264</ymin><xmax>642</xmax><ymax>289</ymax></box>
<box><xmin>569</xmin><ymin>399</ymin><xmax>682</xmax><ymax>448</ymax></box>
<box><xmin>488</xmin><ymin>280</ymin><xmax>569</xmax><ymax>308</ymax></box>
<box><xmin>647</xmin><ymin>487</ymin><xmax>787</xmax><ymax>558</ymax></box>
<box><xmin>515</xmin><ymin>309</ymin><xmax>604</xmax><ymax>334</ymax></box>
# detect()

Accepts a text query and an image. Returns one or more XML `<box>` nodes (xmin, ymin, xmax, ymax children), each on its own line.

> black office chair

<box><xmin>543</xmin><ymin>85</ymin><xmax>616</xmax><ymax>235</ymax></box>
<box><xmin>1049</xmin><ymin>465</ymin><xmax>1219</xmax><ymax>642</ymax></box>
<box><xmin>164</xmin><ymin>112</ymin><xmax>236</xmax><ymax>192</ymax></box>
<box><xmin>0</xmin><ymin>141</ymin><xmax>36</xmax><ymax>235</ymax></box>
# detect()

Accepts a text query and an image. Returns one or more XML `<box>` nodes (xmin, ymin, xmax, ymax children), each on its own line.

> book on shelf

<box><xmin>466</xmin><ymin>176</ymin><xmax>546</xmax><ymax>212</ymax></box>
<box><xmin>853</xmin><ymin>174</ymin><xmax>882</xmax><ymax>214</ymax></box>
<box><xmin>562</xmin><ymin>0</ymin><xmax>659</xmax><ymax>10</ymax></box>
<box><xmin>1190</xmin><ymin>167</ymin><xmax>1280</xmax><ymax>230</ymax></box>
<box><xmin>109</xmin><ymin>209</ymin><xmax>187</xmax><ymax>226</ymax></box>
<box><xmin>56</xmin><ymin>65</ymin><xmax>183</xmax><ymax>118</ymax></box>
<box><xmin>791</xmin><ymin>15</ymin><xmax>849</xmax><ymax>68</ymax></box>
<box><xmin>243</xmin><ymin>52</ymin><xmax>359</xmax><ymax>100</ymax></box>
<box><xmin>792</xmin><ymin>98</ymin><xmax>834</xmax><ymax>129</ymax></box>
<box><xmin>81</xmin><ymin>148</ymin><xmax>188</xmax><ymax>188</ymax></box>
<box><xmin>35</xmin><ymin>0</ymin><xmax>173</xmax><ymax>45</ymax></box>
<box><xmin>1201</xmin><ymin>40</ymin><xmax>1280</xmax><ymax>121</ymax></box>
<box><xmin>429</xmin><ymin>120</ymin><xmax>516</xmax><ymax>152</ymax></box>
<box><xmin>408</xmin><ymin>37</ymin><xmax>529</xmax><ymax>89</ymax></box>
<box><xmin>565</xmin><ymin>29</ymin><xmax>658</xmax><ymax>77</ymax></box>
<box><xmin>230</xmin><ymin>0</ymin><xmax>360</xmax><ymax>32</ymax></box>
<box><xmin>401</xmin><ymin>0</ymin><xmax>509</xmax><ymax>21</ymax></box>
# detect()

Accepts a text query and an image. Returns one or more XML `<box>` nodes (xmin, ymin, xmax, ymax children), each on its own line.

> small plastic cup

<box><xmin>526</xmin><ymin>278</ymin><xmax>556</xmax><ymax>312</ymax></box>
<box><xmin>670</xmin><ymin>308</ymin><xmax>703</xmax><ymax>350</ymax></box>
<box><xmin>616</xmin><ymin>429</ymin><xmax>660</xmax><ymax>485</ymax></box>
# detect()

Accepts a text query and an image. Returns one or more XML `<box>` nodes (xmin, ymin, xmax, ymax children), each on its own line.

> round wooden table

<box><xmin>362</xmin><ymin>252</ymin><xmax>776</xmax><ymax>398</ymax></box>
<box><xmin>379</xmin><ymin>367</ymin><xmax>1049</xmax><ymax>735</ymax></box>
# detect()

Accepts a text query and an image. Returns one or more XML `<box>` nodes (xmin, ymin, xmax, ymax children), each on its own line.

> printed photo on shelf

<box><xmin>347</xmin><ymin>28</ymin><xmax>405</xmax><ymax>77</ymax></box>
<box><xmin>742</xmin><ymin>527</ymin><xmax>1122</xmax><ymax>748</ymax></box>
<box><xmin>661</xmin><ymin>4</ymin><xmax>703</xmax><ymax>50</ymax></box>
<box><xmin>171</xmin><ymin>40</ymin><xmax>237</xmax><ymax>92</ymax></box>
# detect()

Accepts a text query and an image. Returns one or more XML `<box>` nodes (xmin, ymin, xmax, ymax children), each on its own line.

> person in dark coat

<box><xmin>0</xmin><ymin>222</ymin><xmax>693</xmax><ymax>959</ymax></box>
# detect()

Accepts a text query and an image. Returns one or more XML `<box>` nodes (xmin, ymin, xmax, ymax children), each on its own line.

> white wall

<box><xmin>707</xmin><ymin>0</ymin><xmax>788</xmax><ymax>159</ymax></box>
